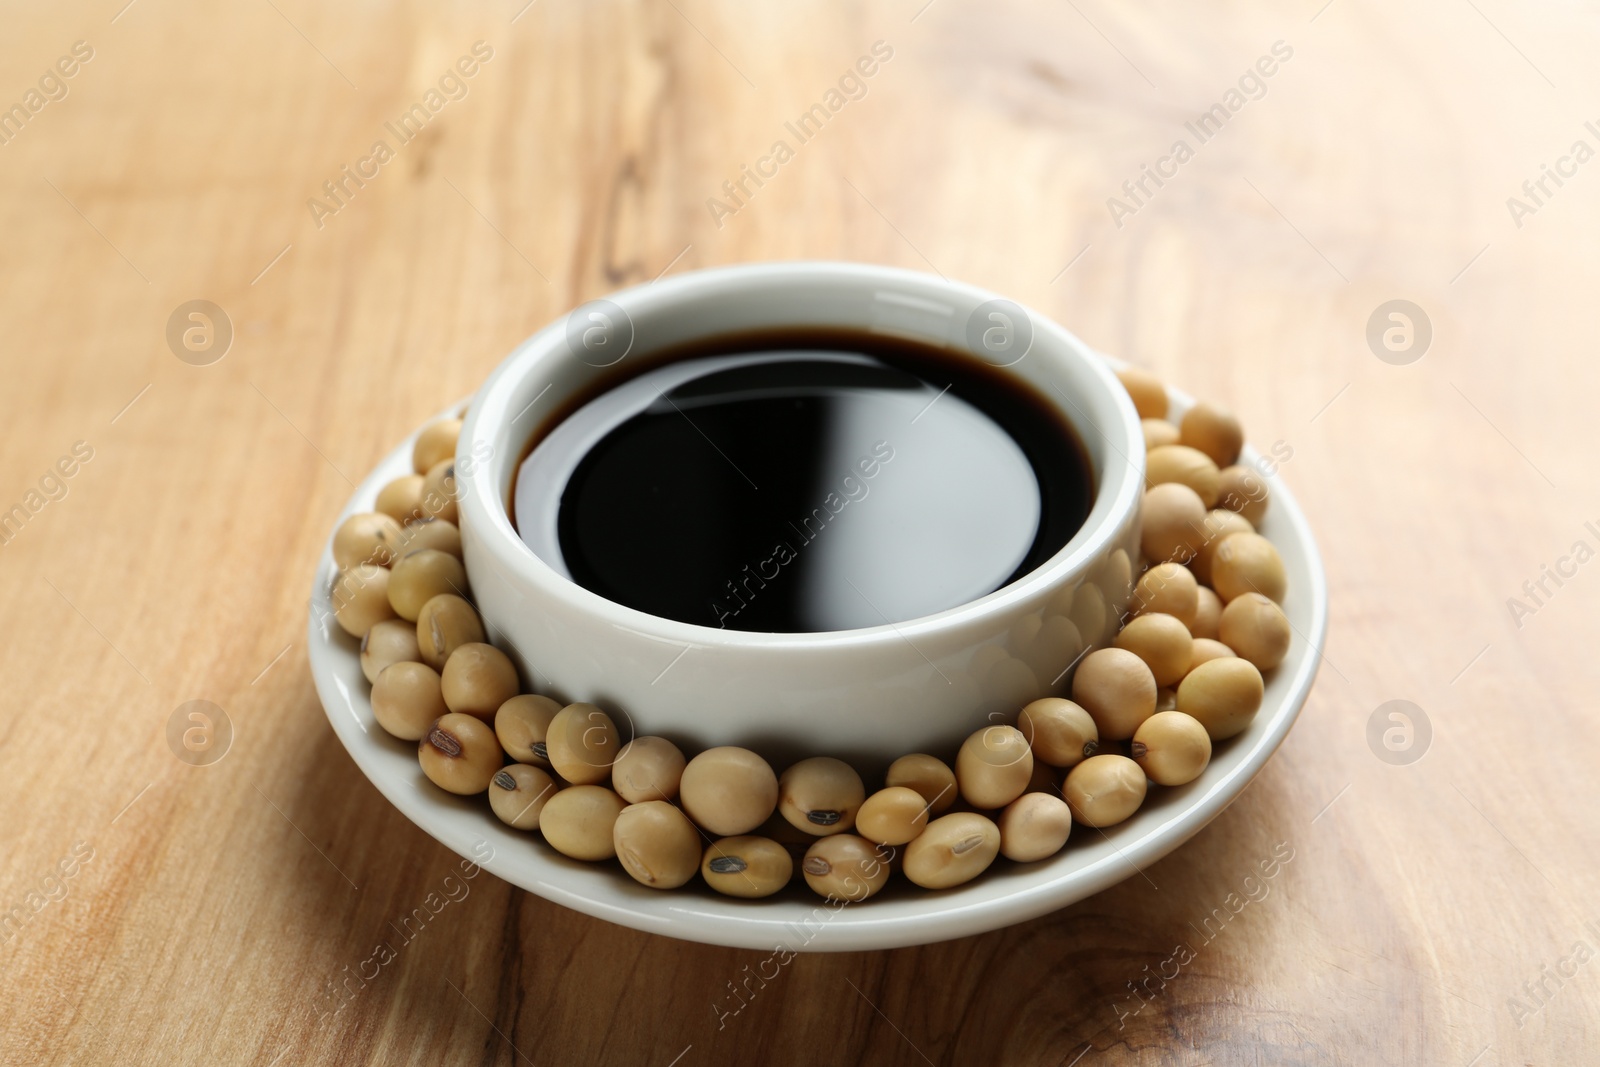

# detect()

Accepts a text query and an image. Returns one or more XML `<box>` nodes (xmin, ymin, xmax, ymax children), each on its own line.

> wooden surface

<box><xmin>3</xmin><ymin>1</ymin><xmax>1597</xmax><ymax>1063</ymax></box>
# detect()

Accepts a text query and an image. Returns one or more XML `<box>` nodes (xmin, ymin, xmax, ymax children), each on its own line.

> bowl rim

<box><xmin>454</xmin><ymin>261</ymin><xmax>1146</xmax><ymax>649</ymax></box>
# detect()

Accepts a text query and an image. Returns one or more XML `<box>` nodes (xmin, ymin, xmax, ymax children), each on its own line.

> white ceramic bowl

<box><xmin>309</xmin><ymin>337</ymin><xmax>1327</xmax><ymax>952</ymax></box>
<box><xmin>455</xmin><ymin>263</ymin><xmax>1143</xmax><ymax>763</ymax></box>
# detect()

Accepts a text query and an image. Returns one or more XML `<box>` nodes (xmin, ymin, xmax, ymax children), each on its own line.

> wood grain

<box><xmin>3</xmin><ymin>0</ymin><xmax>1597</xmax><ymax>1063</ymax></box>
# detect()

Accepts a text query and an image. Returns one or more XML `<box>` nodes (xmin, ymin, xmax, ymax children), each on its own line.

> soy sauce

<box><xmin>513</xmin><ymin>331</ymin><xmax>1093</xmax><ymax>633</ymax></box>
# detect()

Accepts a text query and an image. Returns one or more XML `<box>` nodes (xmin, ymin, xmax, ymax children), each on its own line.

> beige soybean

<box><xmin>1146</xmin><ymin>445</ymin><xmax>1221</xmax><ymax>508</ymax></box>
<box><xmin>375</xmin><ymin>475</ymin><xmax>426</xmax><ymax>524</ymax></box>
<box><xmin>1140</xmin><ymin>483</ymin><xmax>1207</xmax><ymax>564</ymax></box>
<box><xmin>1132</xmin><ymin>562</ymin><xmax>1199</xmax><ymax>625</ymax></box>
<box><xmin>885</xmin><ymin>754</ymin><xmax>958</xmax><ymax>815</ymax></box>
<box><xmin>956</xmin><ymin>725</ymin><xmax>1034</xmax><ymax>809</ymax></box>
<box><xmin>612</xmin><ymin>736</ymin><xmax>687</xmax><ymax>804</ymax></box>
<box><xmin>361</xmin><ymin>617</ymin><xmax>420</xmax><ymax>683</ymax></box>
<box><xmin>545</xmin><ymin>703</ymin><xmax>621</xmax><ymax>785</ymax></box>
<box><xmin>1132</xmin><ymin>711</ymin><xmax>1212</xmax><ymax>786</ymax></box>
<box><xmin>333</xmin><ymin>564</ymin><xmax>397</xmax><ymax>637</ymax></box>
<box><xmin>1218</xmin><ymin>592</ymin><xmax>1292</xmax><ymax>671</ymax></box>
<box><xmin>539</xmin><ymin>785</ymin><xmax>626</xmax><ymax>861</ymax></box>
<box><xmin>1117</xmin><ymin>367</ymin><xmax>1168</xmax><ymax>419</ymax></box>
<box><xmin>1176</xmin><ymin>657</ymin><xmax>1264</xmax><ymax>740</ymax></box>
<box><xmin>388</xmin><ymin>548</ymin><xmax>468</xmax><ymax>621</ymax></box>
<box><xmin>903</xmin><ymin>813</ymin><xmax>1001</xmax><ymax>889</ymax></box>
<box><xmin>779</xmin><ymin>757</ymin><xmax>865</xmax><ymax>835</ymax></box>
<box><xmin>1190</xmin><ymin>638</ymin><xmax>1236</xmax><ymax>669</ymax></box>
<box><xmin>1211</xmin><ymin>532</ymin><xmax>1287</xmax><ymax>603</ymax></box>
<box><xmin>1143</xmin><ymin>419</ymin><xmax>1180</xmax><ymax>451</ymax></box>
<box><xmin>1217</xmin><ymin>464</ymin><xmax>1270</xmax><ymax>525</ymax></box>
<box><xmin>679</xmin><ymin>747</ymin><xmax>778</xmax><ymax>836</ymax></box>
<box><xmin>1189</xmin><ymin>585</ymin><xmax>1224</xmax><ymax>640</ymax></box>
<box><xmin>1114</xmin><ymin>613</ymin><xmax>1194</xmax><ymax>688</ymax></box>
<box><xmin>420</xmin><ymin>458</ymin><xmax>459</xmax><ymax>525</ymax></box>
<box><xmin>488</xmin><ymin>763</ymin><xmax>557</xmax><ymax>830</ymax></box>
<box><xmin>802</xmin><ymin>835</ymin><xmax>891</xmax><ymax>901</ymax></box>
<box><xmin>1179</xmin><ymin>402</ymin><xmax>1244</xmax><ymax>468</ymax></box>
<box><xmin>1071</xmin><ymin>647</ymin><xmax>1158</xmax><ymax>740</ymax></box>
<box><xmin>416</xmin><ymin>594</ymin><xmax>484</xmax><ymax>670</ymax></box>
<box><xmin>1063</xmin><ymin>754</ymin><xmax>1148</xmax><ymax>827</ymax></box>
<box><xmin>1192</xmin><ymin>509</ymin><xmax>1254</xmax><ymax>586</ymax></box>
<box><xmin>613</xmin><ymin>801</ymin><xmax>701</xmax><ymax>889</ymax></box>
<box><xmin>855</xmin><ymin>787</ymin><xmax>931</xmax><ymax>846</ymax></box>
<box><xmin>412</xmin><ymin>418</ymin><xmax>462</xmax><ymax>475</ymax></box>
<box><xmin>394</xmin><ymin>516</ymin><xmax>463</xmax><ymax>559</ymax></box>
<box><xmin>1017</xmin><ymin>698</ymin><xmax>1099</xmax><ymax>768</ymax></box>
<box><xmin>371</xmin><ymin>661</ymin><xmax>447</xmax><ymax>740</ymax></box>
<box><xmin>333</xmin><ymin>512</ymin><xmax>403</xmax><ymax>569</ymax></box>
<box><xmin>440</xmin><ymin>642</ymin><xmax>520</xmax><ymax>720</ymax></box>
<box><xmin>418</xmin><ymin>712</ymin><xmax>503</xmax><ymax>796</ymax></box>
<box><xmin>701</xmin><ymin>836</ymin><xmax>794</xmax><ymax>898</ymax></box>
<box><xmin>997</xmin><ymin>792</ymin><xmax>1073</xmax><ymax>862</ymax></box>
<box><xmin>494</xmin><ymin>694</ymin><xmax>561</xmax><ymax>766</ymax></box>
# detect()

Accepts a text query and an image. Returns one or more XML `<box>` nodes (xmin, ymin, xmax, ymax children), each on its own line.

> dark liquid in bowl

<box><xmin>517</xmin><ymin>332</ymin><xmax>1094</xmax><ymax>633</ymax></box>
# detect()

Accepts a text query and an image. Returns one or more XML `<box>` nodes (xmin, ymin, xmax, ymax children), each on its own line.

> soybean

<box><xmin>440</xmin><ymin>642</ymin><xmax>520</xmax><ymax>720</ymax></box>
<box><xmin>1218</xmin><ymin>592</ymin><xmax>1292</xmax><ymax>671</ymax></box>
<box><xmin>1216</xmin><ymin>464</ymin><xmax>1270</xmax><ymax>525</ymax></box>
<box><xmin>1143</xmin><ymin>418</ymin><xmax>1180</xmax><ymax>452</ymax></box>
<box><xmin>488</xmin><ymin>763</ymin><xmax>557</xmax><ymax>829</ymax></box>
<box><xmin>855</xmin><ymin>787</ymin><xmax>931</xmax><ymax>845</ymax></box>
<box><xmin>394</xmin><ymin>517</ymin><xmax>463</xmax><ymax>559</ymax></box>
<box><xmin>1189</xmin><ymin>585</ymin><xmax>1223</xmax><ymax>640</ymax></box>
<box><xmin>494</xmin><ymin>694</ymin><xmax>561</xmax><ymax>766</ymax></box>
<box><xmin>1063</xmin><ymin>754</ymin><xmax>1147</xmax><ymax>827</ymax></box>
<box><xmin>903</xmin><ymin>813</ymin><xmax>1001</xmax><ymax>889</ymax></box>
<box><xmin>1117</xmin><ymin>367</ymin><xmax>1168</xmax><ymax>419</ymax></box>
<box><xmin>1211</xmin><ymin>532</ymin><xmax>1287</xmax><ymax>603</ymax></box>
<box><xmin>614</xmin><ymin>801</ymin><xmax>701</xmax><ymax>889</ymax></box>
<box><xmin>1017</xmin><ymin>697</ymin><xmax>1099</xmax><ymax>768</ymax></box>
<box><xmin>371</xmin><ymin>661</ymin><xmax>447</xmax><ymax>741</ymax></box>
<box><xmin>1190</xmin><ymin>637</ymin><xmax>1236</xmax><ymax>669</ymax></box>
<box><xmin>612</xmin><ymin>736</ymin><xmax>688</xmax><ymax>804</ymax></box>
<box><xmin>1192</xmin><ymin>510</ymin><xmax>1254</xmax><ymax>586</ymax></box>
<box><xmin>1133</xmin><ymin>562</ymin><xmax>1199</xmax><ymax>625</ymax></box>
<box><xmin>1132</xmin><ymin>711</ymin><xmax>1212</xmax><ymax>786</ymax></box>
<box><xmin>420</xmin><ymin>459</ymin><xmax>459</xmax><ymax>524</ymax></box>
<box><xmin>361</xmin><ymin>618</ymin><xmax>420</xmax><ymax>684</ymax></box>
<box><xmin>802</xmin><ymin>835</ymin><xmax>891</xmax><ymax>901</ymax></box>
<box><xmin>1146</xmin><ymin>445</ymin><xmax>1221</xmax><ymax>508</ymax></box>
<box><xmin>1179</xmin><ymin>402</ymin><xmax>1244</xmax><ymax>468</ymax></box>
<box><xmin>997</xmin><ymin>792</ymin><xmax>1073</xmax><ymax>862</ymax></box>
<box><xmin>412</xmin><ymin>418</ymin><xmax>462</xmax><ymax>475</ymax></box>
<box><xmin>539</xmin><ymin>785</ymin><xmax>626</xmax><ymax>861</ymax></box>
<box><xmin>779</xmin><ymin>757</ymin><xmax>865</xmax><ymax>835</ymax></box>
<box><xmin>679</xmin><ymin>747</ymin><xmax>779</xmax><ymax>836</ymax></box>
<box><xmin>702</xmin><ymin>836</ymin><xmax>794</xmax><ymax>898</ymax></box>
<box><xmin>419</xmin><ymin>713</ymin><xmax>503</xmax><ymax>796</ymax></box>
<box><xmin>375</xmin><ymin>475</ymin><xmax>426</xmax><ymax>525</ymax></box>
<box><xmin>885</xmin><ymin>754</ymin><xmax>958</xmax><ymax>815</ymax></box>
<box><xmin>1176</xmin><ymin>657</ymin><xmax>1264</xmax><ymax>740</ymax></box>
<box><xmin>416</xmin><ymin>594</ymin><xmax>484</xmax><ymax>670</ymax></box>
<box><xmin>545</xmin><ymin>703</ymin><xmax>621</xmax><ymax>785</ymax></box>
<box><xmin>333</xmin><ymin>564</ymin><xmax>397</xmax><ymax>637</ymax></box>
<box><xmin>333</xmin><ymin>512</ymin><xmax>402</xmax><ymax>569</ymax></box>
<box><xmin>1113</xmin><ymin>613</ymin><xmax>1194</xmax><ymax>688</ymax></box>
<box><xmin>388</xmin><ymin>549</ymin><xmax>468</xmax><ymax>621</ymax></box>
<box><xmin>955</xmin><ymin>725</ymin><xmax>1034</xmax><ymax>809</ymax></box>
<box><xmin>1140</xmin><ymin>483</ymin><xmax>1207</xmax><ymax>564</ymax></box>
<box><xmin>1071</xmin><ymin>647</ymin><xmax>1158</xmax><ymax>740</ymax></box>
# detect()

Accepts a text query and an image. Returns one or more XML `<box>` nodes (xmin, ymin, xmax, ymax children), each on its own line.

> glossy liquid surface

<box><xmin>515</xmin><ymin>346</ymin><xmax>1092</xmax><ymax>632</ymax></box>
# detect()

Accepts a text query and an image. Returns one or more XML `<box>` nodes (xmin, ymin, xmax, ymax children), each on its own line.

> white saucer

<box><xmin>307</xmin><ymin>380</ymin><xmax>1328</xmax><ymax>952</ymax></box>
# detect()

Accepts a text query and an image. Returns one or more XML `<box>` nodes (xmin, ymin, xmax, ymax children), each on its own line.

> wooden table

<box><xmin>3</xmin><ymin>1</ymin><xmax>1595</xmax><ymax>1063</ymax></box>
